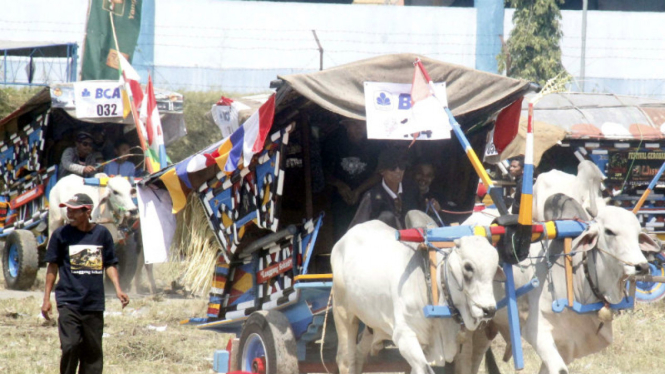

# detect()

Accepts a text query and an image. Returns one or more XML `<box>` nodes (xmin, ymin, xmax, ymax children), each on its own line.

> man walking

<box><xmin>42</xmin><ymin>193</ymin><xmax>130</xmax><ymax>374</ymax></box>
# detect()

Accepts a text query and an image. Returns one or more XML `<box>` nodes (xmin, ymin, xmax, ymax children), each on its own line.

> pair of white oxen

<box><xmin>332</xmin><ymin>161</ymin><xmax>660</xmax><ymax>374</ymax></box>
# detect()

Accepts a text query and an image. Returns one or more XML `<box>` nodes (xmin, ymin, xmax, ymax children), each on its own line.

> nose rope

<box><xmin>595</xmin><ymin>246</ymin><xmax>640</xmax><ymax>267</ymax></box>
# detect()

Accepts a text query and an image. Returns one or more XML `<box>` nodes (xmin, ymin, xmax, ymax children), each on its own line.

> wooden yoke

<box><xmin>420</xmin><ymin>241</ymin><xmax>456</xmax><ymax>306</ymax></box>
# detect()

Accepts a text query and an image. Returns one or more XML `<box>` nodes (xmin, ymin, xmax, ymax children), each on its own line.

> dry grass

<box><xmin>2</xmin><ymin>265</ymin><xmax>665</xmax><ymax>373</ymax></box>
<box><xmin>169</xmin><ymin>192</ymin><xmax>220</xmax><ymax>296</ymax></box>
<box><xmin>487</xmin><ymin>302</ymin><xmax>665</xmax><ymax>374</ymax></box>
<box><xmin>0</xmin><ymin>265</ymin><xmax>231</xmax><ymax>374</ymax></box>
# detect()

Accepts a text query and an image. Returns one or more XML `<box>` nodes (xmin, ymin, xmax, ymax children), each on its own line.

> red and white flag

<box><xmin>401</xmin><ymin>59</ymin><xmax>451</xmax><ymax>138</ymax></box>
<box><xmin>117</xmin><ymin>54</ymin><xmax>143</xmax><ymax>118</ymax></box>
<box><xmin>241</xmin><ymin>94</ymin><xmax>275</xmax><ymax>167</ymax></box>
<box><xmin>139</xmin><ymin>75</ymin><xmax>168</xmax><ymax>171</ymax></box>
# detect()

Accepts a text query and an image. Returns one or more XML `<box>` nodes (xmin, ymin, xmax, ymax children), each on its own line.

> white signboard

<box><xmin>363</xmin><ymin>81</ymin><xmax>451</xmax><ymax>140</ymax></box>
<box><xmin>74</xmin><ymin>81</ymin><xmax>124</xmax><ymax>119</ymax></box>
<box><xmin>211</xmin><ymin>100</ymin><xmax>250</xmax><ymax>138</ymax></box>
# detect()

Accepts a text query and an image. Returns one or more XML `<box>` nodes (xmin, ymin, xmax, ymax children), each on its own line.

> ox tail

<box><xmin>320</xmin><ymin>287</ymin><xmax>334</xmax><ymax>374</ymax></box>
<box><xmin>485</xmin><ymin>347</ymin><xmax>502</xmax><ymax>374</ymax></box>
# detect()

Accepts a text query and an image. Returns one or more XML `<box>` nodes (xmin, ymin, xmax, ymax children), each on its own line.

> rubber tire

<box><xmin>237</xmin><ymin>310</ymin><xmax>298</xmax><ymax>374</ymax></box>
<box><xmin>115</xmin><ymin>234</ymin><xmax>138</xmax><ymax>291</ymax></box>
<box><xmin>2</xmin><ymin>230</ymin><xmax>39</xmax><ymax>290</ymax></box>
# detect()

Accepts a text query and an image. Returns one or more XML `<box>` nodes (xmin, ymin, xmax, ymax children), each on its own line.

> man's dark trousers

<box><xmin>58</xmin><ymin>306</ymin><xmax>104</xmax><ymax>374</ymax></box>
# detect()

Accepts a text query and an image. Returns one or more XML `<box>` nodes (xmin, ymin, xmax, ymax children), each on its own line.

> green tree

<box><xmin>498</xmin><ymin>0</ymin><xmax>567</xmax><ymax>85</ymax></box>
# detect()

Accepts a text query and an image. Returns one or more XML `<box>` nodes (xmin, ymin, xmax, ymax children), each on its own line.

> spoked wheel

<box><xmin>634</xmin><ymin>261</ymin><xmax>665</xmax><ymax>303</ymax></box>
<box><xmin>237</xmin><ymin>310</ymin><xmax>298</xmax><ymax>374</ymax></box>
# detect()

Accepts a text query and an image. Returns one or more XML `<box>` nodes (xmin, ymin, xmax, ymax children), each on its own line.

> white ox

<box><xmin>49</xmin><ymin>174</ymin><xmax>138</xmax><ymax>238</ymax></box>
<box><xmin>533</xmin><ymin>160</ymin><xmax>606</xmax><ymax>221</ymax></box>
<box><xmin>331</xmin><ymin>219</ymin><xmax>504</xmax><ymax>374</ymax></box>
<box><xmin>459</xmin><ymin>201</ymin><xmax>658</xmax><ymax>374</ymax></box>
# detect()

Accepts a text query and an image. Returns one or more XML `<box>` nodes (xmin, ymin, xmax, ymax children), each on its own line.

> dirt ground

<box><xmin>0</xmin><ymin>264</ymin><xmax>230</xmax><ymax>374</ymax></box>
<box><xmin>2</xmin><ymin>265</ymin><xmax>665</xmax><ymax>373</ymax></box>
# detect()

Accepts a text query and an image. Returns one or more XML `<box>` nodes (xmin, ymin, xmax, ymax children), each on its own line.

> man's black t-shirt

<box><xmin>322</xmin><ymin>127</ymin><xmax>380</xmax><ymax>192</ymax></box>
<box><xmin>45</xmin><ymin>224</ymin><xmax>118</xmax><ymax>312</ymax></box>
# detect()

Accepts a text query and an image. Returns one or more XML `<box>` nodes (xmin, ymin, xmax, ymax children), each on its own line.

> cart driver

<box><xmin>58</xmin><ymin>132</ymin><xmax>97</xmax><ymax>179</ymax></box>
<box><xmin>349</xmin><ymin>148</ymin><xmax>418</xmax><ymax>230</ymax></box>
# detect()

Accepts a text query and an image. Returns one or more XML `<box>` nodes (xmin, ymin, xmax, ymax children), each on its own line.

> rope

<box><xmin>439</xmin><ymin>208</ymin><xmax>475</xmax><ymax>215</ymax></box>
<box><xmin>94</xmin><ymin>153</ymin><xmax>145</xmax><ymax>169</ymax></box>
<box><xmin>320</xmin><ymin>287</ymin><xmax>333</xmax><ymax>374</ymax></box>
<box><xmin>426</xmin><ymin>199</ymin><xmax>445</xmax><ymax>227</ymax></box>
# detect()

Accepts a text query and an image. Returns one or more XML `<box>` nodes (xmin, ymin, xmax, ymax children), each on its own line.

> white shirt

<box><xmin>382</xmin><ymin>179</ymin><xmax>403</xmax><ymax>199</ymax></box>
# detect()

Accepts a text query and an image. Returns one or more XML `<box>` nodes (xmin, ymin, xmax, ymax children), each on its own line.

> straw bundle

<box><xmin>168</xmin><ymin>192</ymin><xmax>220</xmax><ymax>296</ymax></box>
<box><xmin>530</xmin><ymin>72</ymin><xmax>572</xmax><ymax>105</ymax></box>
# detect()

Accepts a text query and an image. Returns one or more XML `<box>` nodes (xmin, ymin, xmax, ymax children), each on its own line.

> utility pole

<box><xmin>312</xmin><ymin>30</ymin><xmax>323</xmax><ymax>71</ymax></box>
<box><xmin>580</xmin><ymin>0</ymin><xmax>588</xmax><ymax>92</ymax></box>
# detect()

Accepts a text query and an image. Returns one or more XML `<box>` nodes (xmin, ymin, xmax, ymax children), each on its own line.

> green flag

<box><xmin>82</xmin><ymin>0</ymin><xmax>142</xmax><ymax>80</ymax></box>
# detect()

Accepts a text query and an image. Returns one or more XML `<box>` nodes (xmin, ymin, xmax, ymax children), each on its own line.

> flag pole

<box><xmin>633</xmin><ymin>161</ymin><xmax>665</xmax><ymax>214</ymax></box>
<box><xmin>109</xmin><ymin>7</ymin><xmax>154</xmax><ymax>174</ymax></box>
<box><xmin>414</xmin><ymin>59</ymin><xmax>508</xmax><ymax>215</ymax></box>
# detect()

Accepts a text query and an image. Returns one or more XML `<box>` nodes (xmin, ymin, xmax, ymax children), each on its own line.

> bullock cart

<box><xmin>0</xmin><ymin>83</ymin><xmax>184</xmax><ymax>290</ymax></box>
<box><xmin>168</xmin><ymin>63</ymin><xmax>665</xmax><ymax>373</ymax></box>
<box><xmin>145</xmin><ymin>54</ymin><xmax>563</xmax><ymax>373</ymax></box>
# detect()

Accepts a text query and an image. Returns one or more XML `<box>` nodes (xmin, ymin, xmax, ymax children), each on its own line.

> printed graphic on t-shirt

<box><xmin>69</xmin><ymin>245</ymin><xmax>103</xmax><ymax>274</ymax></box>
<box><xmin>341</xmin><ymin>157</ymin><xmax>367</xmax><ymax>176</ymax></box>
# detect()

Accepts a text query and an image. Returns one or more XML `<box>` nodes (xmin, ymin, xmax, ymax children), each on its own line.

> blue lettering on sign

<box><xmin>398</xmin><ymin>94</ymin><xmax>412</xmax><ymax>110</ymax></box>
<box><xmin>112</xmin><ymin>88</ymin><xmax>120</xmax><ymax>99</ymax></box>
<box><xmin>95</xmin><ymin>88</ymin><xmax>104</xmax><ymax>99</ymax></box>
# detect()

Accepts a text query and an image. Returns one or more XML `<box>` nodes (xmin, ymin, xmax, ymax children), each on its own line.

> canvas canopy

<box><xmin>275</xmin><ymin>53</ymin><xmax>533</xmax><ymax>128</ymax></box>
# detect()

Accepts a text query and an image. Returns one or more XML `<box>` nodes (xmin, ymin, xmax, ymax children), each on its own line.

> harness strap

<box><xmin>441</xmin><ymin>254</ymin><xmax>464</xmax><ymax>325</ymax></box>
<box><xmin>583</xmin><ymin>251</ymin><xmax>608</xmax><ymax>304</ymax></box>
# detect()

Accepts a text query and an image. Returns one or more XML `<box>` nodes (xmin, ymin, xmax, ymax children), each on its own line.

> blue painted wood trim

<box><xmin>503</xmin><ymin>263</ymin><xmax>525</xmax><ymax>370</ymax></box>
<box><xmin>423</xmin><ymin>305</ymin><xmax>454</xmax><ymax>318</ymax></box>
<box><xmin>496</xmin><ymin>277</ymin><xmax>539</xmax><ymax>310</ymax></box>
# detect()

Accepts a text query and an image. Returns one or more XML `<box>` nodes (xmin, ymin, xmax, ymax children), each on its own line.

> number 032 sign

<box><xmin>74</xmin><ymin>81</ymin><xmax>124</xmax><ymax>119</ymax></box>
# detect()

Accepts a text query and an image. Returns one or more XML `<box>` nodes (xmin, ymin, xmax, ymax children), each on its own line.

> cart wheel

<box><xmin>634</xmin><ymin>261</ymin><xmax>665</xmax><ymax>303</ymax></box>
<box><xmin>2</xmin><ymin>230</ymin><xmax>39</xmax><ymax>290</ymax></box>
<box><xmin>237</xmin><ymin>310</ymin><xmax>298</xmax><ymax>374</ymax></box>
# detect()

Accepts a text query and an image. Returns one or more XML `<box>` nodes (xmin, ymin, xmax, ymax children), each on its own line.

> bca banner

<box><xmin>74</xmin><ymin>81</ymin><xmax>124</xmax><ymax>119</ymax></box>
<box><xmin>364</xmin><ymin>82</ymin><xmax>451</xmax><ymax>140</ymax></box>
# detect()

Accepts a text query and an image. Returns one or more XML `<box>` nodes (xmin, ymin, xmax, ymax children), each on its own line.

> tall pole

<box><xmin>580</xmin><ymin>0</ymin><xmax>588</xmax><ymax>92</ymax></box>
<box><xmin>312</xmin><ymin>30</ymin><xmax>323</xmax><ymax>71</ymax></box>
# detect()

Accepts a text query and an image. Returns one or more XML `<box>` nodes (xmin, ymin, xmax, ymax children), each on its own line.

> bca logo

<box><xmin>374</xmin><ymin>91</ymin><xmax>393</xmax><ymax>111</ymax></box>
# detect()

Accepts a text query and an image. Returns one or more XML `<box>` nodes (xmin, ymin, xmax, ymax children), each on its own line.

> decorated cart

<box><xmin>140</xmin><ymin>54</ymin><xmax>658</xmax><ymax>374</ymax></box>
<box><xmin>496</xmin><ymin>93</ymin><xmax>665</xmax><ymax>302</ymax></box>
<box><xmin>0</xmin><ymin>82</ymin><xmax>185</xmax><ymax>290</ymax></box>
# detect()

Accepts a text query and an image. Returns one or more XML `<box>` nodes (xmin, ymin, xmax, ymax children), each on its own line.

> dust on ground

<box><xmin>2</xmin><ymin>265</ymin><xmax>665</xmax><ymax>373</ymax></box>
<box><xmin>0</xmin><ymin>264</ymin><xmax>230</xmax><ymax>374</ymax></box>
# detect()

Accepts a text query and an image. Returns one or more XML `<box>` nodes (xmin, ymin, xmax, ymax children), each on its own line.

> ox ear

<box><xmin>572</xmin><ymin>225</ymin><xmax>599</xmax><ymax>252</ymax></box>
<box><xmin>493</xmin><ymin>266</ymin><xmax>506</xmax><ymax>282</ymax></box>
<box><xmin>639</xmin><ymin>232</ymin><xmax>661</xmax><ymax>253</ymax></box>
<box><xmin>99</xmin><ymin>188</ymin><xmax>110</xmax><ymax>204</ymax></box>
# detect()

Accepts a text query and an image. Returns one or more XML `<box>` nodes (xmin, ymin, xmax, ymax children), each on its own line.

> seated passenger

<box><xmin>413</xmin><ymin>161</ymin><xmax>442</xmax><ymax>213</ymax></box>
<box><xmin>104</xmin><ymin>139</ymin><xmax>136</xmax><ymax>177</ymax></box>
<box><xmin>509</xmin><ymin>155</ymin><xmax>525</xmax><ymax>214</ymax></box>
<box><xmin>323</xmin><ymin>118</ymin><xmax>381</xmax><ymax>241</ymax></box>
<box><xmin>349</xmin><ymin>149</ymin><xmax>418</xmax><ymax>230</ymax></box>
<box><xmin>58</xmin><ymin>132</ymin><xmax>97</xmax><ymax>179</ymax></box>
